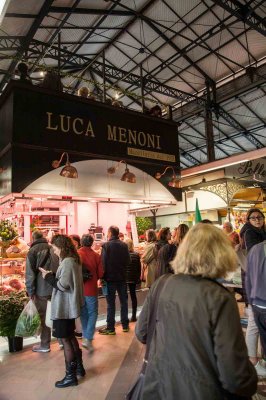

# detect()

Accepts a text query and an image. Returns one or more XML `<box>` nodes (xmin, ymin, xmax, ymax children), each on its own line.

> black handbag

<box><xmin>126</xmin><ymin>274</ymin><xmax>170</xmax><ymax>400</ymax></box>
<box><xmin>82</xmin><ymin>264</ymin><xmax>93</xmax><ymax>282</ymax></box>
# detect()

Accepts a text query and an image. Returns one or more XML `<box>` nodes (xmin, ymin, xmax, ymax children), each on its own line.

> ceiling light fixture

<box><xmin>107</xmin><ymin>160</ymin><xmax>136</xmax><ymax>183</ymax></box>
<box><xmin>155</xmin><ymin>166</ymin><xmax>181</xmax><ymax>188</ymax></box>
<box><xmin>52</xmin><ymin>152</ymin><xmax>78</xmax><ymax>179</ymax></box>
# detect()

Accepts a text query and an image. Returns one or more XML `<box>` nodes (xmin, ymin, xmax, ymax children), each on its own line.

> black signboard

<box><xmin>11</xmin><ymin>83</ymin><xmax>179</xmax><ymax>166</ymax></box>
<box><xmin>0</xmin><ymin>82</ymin><xmax>181</xmax><ymax>200</ymax></box>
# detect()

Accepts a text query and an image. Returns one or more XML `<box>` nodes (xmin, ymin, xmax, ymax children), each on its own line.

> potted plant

<box><xmin>0</xmin><ymin>219</ymin><xmax>18</xmax><ymax>258</ymax></box>
<box><xmin>0</xmin><ymin>290</ymin><xmax>27</xmax><ymax>352</ymax></box>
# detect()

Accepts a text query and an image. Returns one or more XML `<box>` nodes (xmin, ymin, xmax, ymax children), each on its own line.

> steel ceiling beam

<box><xmin>210</xmin><ymin>0</ymin><xmax>266</xmax><ymax>36</ymax></box>
<box><xmin>25</xmin><ymin>39</ymin><xmax>206</xmax><ymax>105</ymax></box>
<box><xmin>216</xmin><ymin>104</ymin><xmax>265</xmax><ymax>148</ymax></box>
<box><xmin>49</xmin><ymin>7</ymin><xmax>135</xmax><ymax>16</ymax></box>
<box><xmin>0</xmin><ymin>0</ymin><xmax>55</xmax><ymax>92</ymax></box>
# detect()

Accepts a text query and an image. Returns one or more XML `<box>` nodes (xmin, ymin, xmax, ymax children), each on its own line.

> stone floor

<box><xmin>1</xmin><ymin>292</ymin><xmax>266</xmax><ymax>399</ymax></box>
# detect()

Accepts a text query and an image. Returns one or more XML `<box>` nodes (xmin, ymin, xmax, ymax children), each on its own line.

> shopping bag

<box><xmin>45</xmin><ymin>300</ymin><xmax>53</xmax><ymax>328</ymax></box>
<box><xmin>15</xmin><ymin>299</ymin><xmax>41</xmax><ymax>337</ymax></box>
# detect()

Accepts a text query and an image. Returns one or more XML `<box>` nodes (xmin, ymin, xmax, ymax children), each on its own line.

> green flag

<box><xmin>195</xmin><ymin>198</ymin><xmax>202</xmax><ymax>223</ymax></box>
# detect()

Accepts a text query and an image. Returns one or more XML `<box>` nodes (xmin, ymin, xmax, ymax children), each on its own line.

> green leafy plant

<box><xmin>0</xmin><ymin>291</ymin><xmax>27</xmax><ymax>337</ymax></box>
<box><xmin>136</xmin><ymin>217</ymin><xmax>153</xmax><ymax>236</ymax></box>
<box><xmin>0</xmin><ymin>219</ymin><xmax>18</xmax><ymax>242</ymax></box>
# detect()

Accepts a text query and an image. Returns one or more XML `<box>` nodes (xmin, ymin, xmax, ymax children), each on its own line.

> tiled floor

<box><xmin>0</xmin><ymin>323</ymin><xmax>144</xmax><ymax>400</ymax></box>
<box><xmin>1</xmin><ymin>293</ymin><xmax>266</xmax><ymax>399</ymax></box>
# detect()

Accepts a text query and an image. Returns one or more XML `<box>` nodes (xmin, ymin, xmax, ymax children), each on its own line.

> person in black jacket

<box><xmin>125</xmin><ymin>239</ymin><xmax>141</xmax><ymax>322</ymax></box>
<box><xmin>25</xmin><ymin>230</ymin><xmax>59</xmax><ymax>353</ymax></box>
<box><xmin>240</xmin><ymin>208</ymin><xmax>266</xmax><ymax>376</ymax></box>
<box><xmin>240</xmin><ymin>208</ymin><xmax>266</xmax><ymax>252</ymax></box>
<box><xmin>99</xmin><ymin>225</ymin><xmax>130</xmax><ymax>335</ymax></box>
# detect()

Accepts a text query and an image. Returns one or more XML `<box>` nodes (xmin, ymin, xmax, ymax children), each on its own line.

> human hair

<box><xmin>125</xmin><ymin>238</ymin><xmax>134</xmax><ymax>252</ymax></box>
<box><xmin>78</xmin><ymin>86</ymin><xmax>89</xmax><ymax>98</ymax></box>
<box><xmin>174</xmin><ymin>224</ymin><xmax>189</xmax><ymax>245</ymax></box>
<box><xmin>172</xmin><ymin>224</ymin><xmax>237</xmax><ymax>279</ymax></box>
<box><xmin>69</xmin><ymin>234</ymin><xmax>81</xmax><ymax>248</ymax></box>
<box><xmin>158</xmin><ymin>227</ymin><xmax>170</xmax><ymax>241</ymax></box>
<box><xmin>200</xmin><ymin>219</ymin><xmax>212</xmax><ymax>224</ymax></box>
<box><xmin>146</xmin><ymin>229</ymin><xmax>157</xmax><ymax>243</ymax></box>
<box><xmin>81</xmin><ymin>234</ymin><xmax>94</xmax><ymax>247</ymax></box>
<box><xmin>41</xmin><ymin>70</ymin><xmax>63</xmax><ymax>91</ymax></box>
<box><xmin>51</xmin><ymin>234</ymin><xmax>80</xmax><ymax>263</ymax></box>
<box><xmin>223</xmin><ymin>221</ymin><xmax>233</xmax><ymax>231</ymax></box>
<box><xmin>108</xmin><ymin>225</ymin><xmax>119</xmax><ymax>238</ymax></box>
<box><xmin>246</xmin><ymin>208</ymin><xmax>265</xmax><ymax>221</ymax></box>
<box><xmin>32</xmin><ymin>229</ymin><xmax>43</xmax><ymax>241</ymax></box>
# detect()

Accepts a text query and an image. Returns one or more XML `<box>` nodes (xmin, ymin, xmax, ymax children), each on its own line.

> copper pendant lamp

<box><xmin>52</xmin><ymin>152</ymin><xmax>78</xmax><ymax>179</ymax></box>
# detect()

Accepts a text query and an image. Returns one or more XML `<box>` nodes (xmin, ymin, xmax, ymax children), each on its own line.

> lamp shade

<box><xmin>120</xmin><ymin>168</ymin><xmax>136</xmax><ymax>183</ymax></box>
<box><xmin>60</xmin><ymin>163</ymin><xmax>78</xmax><ymax>179</ymax></box>
<box><xmin>168</xmin><ymin>177</ymin><xmax>181</xmax><ymax>188</ymax></box>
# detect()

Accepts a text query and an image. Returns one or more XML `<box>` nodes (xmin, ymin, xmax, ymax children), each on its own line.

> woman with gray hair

<box><xmin>78</xmin><ymin>234</ymin><xmax>103</xmax><ymax>353</ymax></box>
<box><xmin>135</xmin><ymin>224</ymin><xmax>257</xmax><ymax>399</ymax></box>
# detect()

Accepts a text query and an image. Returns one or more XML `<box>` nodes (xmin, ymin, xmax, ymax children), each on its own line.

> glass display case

<box><xmin>0</xmin><ymin>258</ymin><xmax>26</xmax><ymax>295</ymax></box>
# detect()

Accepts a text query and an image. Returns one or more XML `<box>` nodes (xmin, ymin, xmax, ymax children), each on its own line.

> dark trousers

<box><xmin>127</xmin><ymin>283</ymin><xmax>137</xmax><ymax>316</ymax></box>
<box><xmin>34</xmin><ymin>295</ymin><xmax>51</xmax><ymax>348</ymax></box>
<box><xmin>253</xmin><ymin>305</ymin><xmax>266</xmax><ymax>355</ymax></box>
<box><xmin>106</xmin><ymin>282</ymin><xmax>129</xmax><ymax>330</ymax></box>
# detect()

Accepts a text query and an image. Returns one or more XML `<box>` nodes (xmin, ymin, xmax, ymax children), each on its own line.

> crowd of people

<box><xmin>23</xmin><ymin>209</ymin><xmax>266</xmax><ymax>396</ymax></box>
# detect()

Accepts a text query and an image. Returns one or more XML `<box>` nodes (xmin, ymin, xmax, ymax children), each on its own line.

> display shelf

<box><xmin>0</xmin><ymin>258</ymin><xmax>26</xmax><ymax>295</ymax></box>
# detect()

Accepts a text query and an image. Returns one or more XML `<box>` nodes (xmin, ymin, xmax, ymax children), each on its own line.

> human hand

<box><xmin>30</xmin><ymin>294</ymin><xmax>36</xmax><ymax>301</ymax></box>
<box><xmin>39</xmin><ymin>267</ymin><xmax>50</xmax><ymax>279</ymax></box>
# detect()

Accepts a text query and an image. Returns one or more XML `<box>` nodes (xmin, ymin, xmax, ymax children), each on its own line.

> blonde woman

<box><xmin>136</xmin><ymin>224</ymin><xmax>257</xmax><ymax>400</ymax></box>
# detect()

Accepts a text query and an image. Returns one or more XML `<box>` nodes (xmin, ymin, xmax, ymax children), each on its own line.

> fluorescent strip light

<box><xmin>0</xmin><ymin>0</ymin><xmax>10</xmax><ymax>23</ymax></box>
<box><xmin>181</xmin><ymin>146</ymin><xmax>266</xmax><ymax>178</ymax></box>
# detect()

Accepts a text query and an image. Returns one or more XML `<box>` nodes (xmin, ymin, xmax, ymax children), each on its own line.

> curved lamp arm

<box><xmin>155</xmin><ymin>166</ymin><xmax>176</xmax><ymax>179</ymax></box>
<box><xmin>107</xmin><ymin>160</ymin><xmax>126</xmax><ymax>174</ymax></box>
<box><xmin>52</xmin><ymin>152</ymin><xmax>70</xmax><ymax>169</ymax></box>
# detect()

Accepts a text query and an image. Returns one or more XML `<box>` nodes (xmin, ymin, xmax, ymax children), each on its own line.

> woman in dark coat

<box><xmin>125</xmin><ymin>239</ymin><xmax>141</xmax><ymax>322</ymax></box>
<box><xmin>156</xmin><ymin>224</ymin><xmax>189</xmax><ymax>278</ymax></box>
<box><xmin>135</xmin><ymin>224</ymin><xmax>257</xmax><ymax>400</ymax></box>
<box><xmin>240</xmin><ymin>208</ymin><xmax>266</xmax><ymax>374</ymax></box>
<box><xmin>240</xmin><ymin>208</ymin><xmax>266</xmax><ymax>252</ymax></box>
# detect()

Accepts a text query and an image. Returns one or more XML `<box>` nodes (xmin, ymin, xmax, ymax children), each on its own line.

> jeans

<box><xmin>80</xmin><ymin>296</ymin><xmax>98</xmax><ymax>340</ymax></box>
<box><xmin>253</xmin><ymin>305</ymin><xmax>266</xmax><ymax>356</ymax></box>
<box><xmin>106</xmin><ymin>282</ymin><xmax>129</xmax><ymax>330</ymax></box>
<box><xmin>246</xmin><ymin>305</ymin><xmax>259</xmax><ymax>358</ymax></box>
<box><xmin>34</xmin><ymin>295</ymin><xmax>51</xmax><ymax>348</ymax></box>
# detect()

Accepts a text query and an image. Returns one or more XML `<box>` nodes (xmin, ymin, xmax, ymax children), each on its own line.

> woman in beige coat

<box><xmin>141</xmin><ymin>229</ymin><xmax>157</xmax><ymax>288</ymax></box>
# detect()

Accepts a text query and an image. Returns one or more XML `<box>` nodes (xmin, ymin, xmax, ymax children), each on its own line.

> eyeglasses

<box><xmin>249</xmin><ymin>216</ymin><xmax>264</xmax><ymax>221</ymax></box>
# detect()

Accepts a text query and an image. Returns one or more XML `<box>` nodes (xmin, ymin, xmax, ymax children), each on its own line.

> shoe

<box><xmin>130</xmin><ymin>316</ymin><xmax>137</xmax><ymax>322</ymax></box>
<box><xmin>255</xmin><ymin>361</ymin><xmax>266</xmax><ymax>378</ymax></box>
<box><xmin>58</xmin><ymin>339</ymin><xmax>64</xmax><ymax>350</ymax></box>
<box><xmin>76</xmin><ymin>349</ymin><xmax>86</xmax><ymax>377</ymax></box>
<box><xmin>74</xmin><ymin>331</ymin><xmax>82</xmax><ymax>338</ymax></box>
<box><xmin>55</xmin><ymin>361</ymin><xmax>78</xmax><ymax>388</ymax></box>
<box><xmin>87</xmin><ymin>340</ymin><xmax>94</xmax><ymax>354</ymax></box>
<box><xmin>82</xmin><ymin>339</ymin><xmax>89</xmax><ymax>349</ymax></box>
<box><xmin>32</xmin><ymin>345</ymin><xmax>50</xmax><ymax>353</ymax></box>
<box><xmin>98</xmin><ymin>327</ymin><xmax>116</xmax><ymax>335</ymax></box>
<box><xmin>123</xmin><ymin>326</ymin><xmax>129</xmax><ymax>332</ymax></box>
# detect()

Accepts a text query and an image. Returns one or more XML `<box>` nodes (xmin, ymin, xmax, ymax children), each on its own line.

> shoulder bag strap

<box><xmin>144</xmin><ymin>274</ymin><xmax>171</xmax><ymax>360</ymax></box>
<box><xmin>39</xmin><ymin>248</ymin><xmax>51</xmax><ymax>270</ymax></box>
